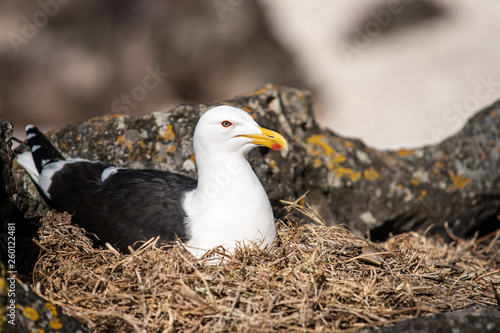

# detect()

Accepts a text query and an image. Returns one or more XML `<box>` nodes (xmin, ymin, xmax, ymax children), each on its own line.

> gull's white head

<box><xmin>193</xmin><ymin>105</ymin><xmax>287</xmax><ymax>158</ymax></box>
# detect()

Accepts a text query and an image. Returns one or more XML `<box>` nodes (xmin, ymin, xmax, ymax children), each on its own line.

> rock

<box><xmin>0</xmin><ymin>120</ymin><xmax>14</xmax><ymax>232</ymax></box>
<box><xmin>1</xmin><ymin>119</ymin><xmax>42</xmax><ymax>278</ymax></box>
<box><xmin>7</xmin><ymin>84</ymin><xmax>500</xmax><ymax>241</ymax></box>
<box><xmin>355</xmin><ymin>305</ymin><xmax>500</xmax><ymax>333</ymax></box>
<box><xmin>1</xmin><ymin>262</ymin><xmax>88</xmax><ymax>332</ymax></box>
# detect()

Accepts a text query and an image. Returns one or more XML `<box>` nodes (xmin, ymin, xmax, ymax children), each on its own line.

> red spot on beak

<box><xmin>271</xmin><ymin>143</ymin><xmax>282</xmax><ymax>151</ymax></box>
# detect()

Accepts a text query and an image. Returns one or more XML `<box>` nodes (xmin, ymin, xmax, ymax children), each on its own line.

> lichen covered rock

<box><xmin>8</xmin><ymin>84</ymin><xmax>500</xmax><ymax>240</ymax></box>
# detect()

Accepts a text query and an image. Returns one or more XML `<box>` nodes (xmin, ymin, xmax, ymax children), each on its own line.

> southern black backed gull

<box><xmin>17</xmin><ymin>106</ymin><xmax>288</xmax><ymax>256</ymax></box>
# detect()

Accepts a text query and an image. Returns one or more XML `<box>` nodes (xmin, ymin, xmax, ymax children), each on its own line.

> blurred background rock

<box><xmin>1</xmin><ymin>0</ymin><xmax>500</xmax><ymax>149</ymax></box>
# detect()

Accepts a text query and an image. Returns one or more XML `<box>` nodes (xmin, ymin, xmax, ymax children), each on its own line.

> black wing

<box><xmin>46</xmin><ymin>160</ymin><xmax>197</xmax><ymax>251</ymax></box>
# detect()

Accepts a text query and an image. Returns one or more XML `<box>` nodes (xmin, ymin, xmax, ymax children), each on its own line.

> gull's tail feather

<box><xmin>24</xmin><ymin>125</ymin><xmax>64</xmax><ymax>173</ymax></box>
<box><xmin>16</xmin><ymin>125</ymin><xmax>64</xmax><ymax>183</ymax></box>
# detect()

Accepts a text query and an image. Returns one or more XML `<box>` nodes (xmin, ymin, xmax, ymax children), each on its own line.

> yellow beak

<box><xmin>238</xmin><ymin>127</ymin><xmax>288</xmax><ymax>151</ymax></box>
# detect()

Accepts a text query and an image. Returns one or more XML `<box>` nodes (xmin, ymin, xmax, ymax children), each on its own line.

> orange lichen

<box><xmin>418</xmin><ymin>189</ymin><xmax>428</xmax><ymax>201</ymax></box>
<box><xmin>410</xmin><ymin>178</ymin><xmax>421</xmax><ymax>186</ymax></box>
<box><xmin>296</xmin><ymin>92</ymin><xmax>307</xmax><ymax>100</ymax></box>
<box><xmin>363</xmin><ymin>167</ymin><xmax>380</xmax><ymax>182</ymax></box>
<box><xmin>160</xmin><ymin>125</ymin><xmax>175</xmax><ymax>141</ymax></box>
<box><xmin>100</xmin><ymin>114</ymin><xmax>123</xmax><ymax>122</ymax></box>
<box><xmin>342</xmin><ymin>141</ymin><xmax>355</xmax><ymax>148</ymax></box>
<box><xmin>116</xmin><ymin>133</ymin><xmax>158</xmax><ymax>161</ymax></box>
<box><xmin>433</xmin><ymin>161</ymin><xmax>445</xmax><ymax>175</ymax></box>
<box><xmin>88</xmin><ymin>115</ymin><xmax>102</xmax><ymax>123</ymax></box>
<box><xmin>333</xmin><ymin>154</ymin><xmax>346</xmax><ymax>164</ymax></box>
<box><xmin>44</xmin><ymin>303</ymin><xmax>63</xmax><ymax>330</ymax></box>
<box><xmin>307</xmin><ymin>135</ymin><xmax>335</xmax><ymax>156</ymax></box>
<box><xmin>89</xmin><ymin>114</ymin><xmax>123</xmax><ymax>124</ymax></box>
<box><xmin>449</xmin><ymin>172</ymin><xmax>471</xmax><ymax>190</ymax></box>
<box><xmin>396</xmin><ymin>149</ymin><xmax>414</xmax><ymax>157</ymax></box>
<box><xmin>307</xmin><ymin>134</ymin><xmax>346</xmax><ymax>167</ymax></box>
<box><xmin>241</xmin><ymin>85</ymin><xmax>279</xmax><ymax>97</ymax></box>
<box><xmin>312</xmin><ymin>158</ymin><xmax>322</xmax><ymax>168</ymax></box>
<box><xmin>116</xmin><ymin>134</ymin><xmax>125</xmax><ymax>145</ymax></box>
<box><xmin>22</xmin><ymin>306</ymin><xmax>39</xmax><ymax>321</ymax></box>
<box><xmin>333</xmin><ymin>167</ymin><xmax>362</xmax><ymax>182</ymax></box>
<box><xmin>307</xmin><ymin>134</ymin><xmax>362</xmax><ymax>182</ymax></box>
<box><xmin>50</xmin><ymin>317</ymin><xmax>63</xmax><ymax>329</ymax></box>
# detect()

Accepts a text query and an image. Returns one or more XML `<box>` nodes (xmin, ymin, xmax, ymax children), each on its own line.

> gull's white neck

<box><xmin>183</xmin><ymin>151</ymin><xmax>276</xmax><ymax>255</ymax></box>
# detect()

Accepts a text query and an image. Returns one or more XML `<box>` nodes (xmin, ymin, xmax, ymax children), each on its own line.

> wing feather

<box><xmin>46</xmin><ymin>160</ymin><xmax>197</xmax><ymax>251</ymax></box>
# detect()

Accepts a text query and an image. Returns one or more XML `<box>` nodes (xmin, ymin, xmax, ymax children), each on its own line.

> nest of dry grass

<box><xmin>32</xmin><ymin>204</ymin><xmax>500</xmax><ymax>332</ymax></box>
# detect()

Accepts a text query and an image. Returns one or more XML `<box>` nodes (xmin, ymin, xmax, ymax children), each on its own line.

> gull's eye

<box><xmin>221</xmin><ymin>120</ymin><xmax>233</xmax><ymax>128</ymax></box>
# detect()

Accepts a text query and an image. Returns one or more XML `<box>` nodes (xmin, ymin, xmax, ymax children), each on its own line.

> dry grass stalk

<box><xmin>32</xmin><ymin>208</ymin><xmax>499</xmax><ymax>332</ymax></box>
